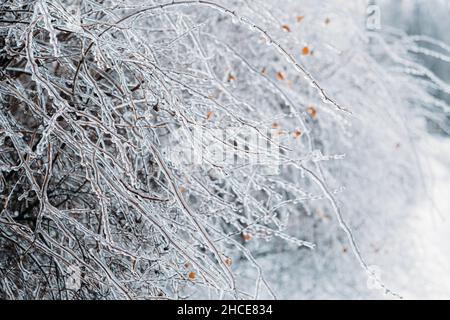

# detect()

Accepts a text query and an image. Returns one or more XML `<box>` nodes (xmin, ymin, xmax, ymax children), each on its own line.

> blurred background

<box><xmin>378</xmin><ymin>0</ymin><xmax>450</xmax><ymax>299</ymax></box>
<box><xmin>241</xmin><ymin>0</ymin><xmax>450</xmax><ymax>299</ymax></box>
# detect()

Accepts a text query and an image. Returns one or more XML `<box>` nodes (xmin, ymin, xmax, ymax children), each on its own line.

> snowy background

<box><xmin>377</xmin><ymin>0</ymin><xmax>450</xmax><ymax>299</ymax></box>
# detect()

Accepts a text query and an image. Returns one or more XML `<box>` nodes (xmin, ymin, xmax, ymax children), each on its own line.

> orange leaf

<box><xmin>302</xmin><ymin>46</ymin><xmax>310</xmax><ymax>56</ymax></box>
<box><xmin>306</xmin><ymin>106</ymin><xmax>317</xmax><ymax>119</ymax></box>
<box><xmin>292</xmin><ymin>129</ymin><xmax>302</xmax><ymax>139</ymax></box>
<box><xmin>206</xmin><ymin>111</ymin><xmax>213</xmax><ymax>120</ymax></box>
<box><xmin>227</xmin><ymin>73</ymin><xmax>236</xmax><ymax>81</ymax></box>
<box><xmin>271</xmin><ymin>122</ymin><xmax>279</xmax><ymax>129</ymax></box>
<box><xmin>188</xmin><ymin>271</ymin><xmax>196</xmax><ymax>281</ymax></box>
<box><xmin>296</xmin><ymin>15</ymin><xmax>304</xmax><ymax>23</ymax></box>
<box><xmin>281</xmin><ymin>24</ymin><xmax>291</xmax><ymax>32</ymax></box>
<box><xmin>224</xmin><ymin>257</ymin><xmax>232</xmax><ymax>266</ymax></box>
<box><xmin>179</xmin><ymin>186</ymin><xmax>186</xmax><ymax>193</ymax></box>
<box><xmin>276</xmin><ymin>71</ymin><xmax>285</xmax><ymax>81</ymax></box>
<box><xmin>243</xmin><ymin>233</ymin><xmax>252</xmax><ymax>241</ymax></box>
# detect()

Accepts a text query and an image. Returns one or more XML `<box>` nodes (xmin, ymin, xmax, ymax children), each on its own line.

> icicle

<box><xmin>38</xmin><ymin>1</ymin><xmax>60</xmax><ymax>57</ymax></box>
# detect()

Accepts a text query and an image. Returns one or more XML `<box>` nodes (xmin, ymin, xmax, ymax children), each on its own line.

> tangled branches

<box><xmin>1</xmin><ymin>0</ymin><xmax>449</xmax><ymax>299</ymax></box>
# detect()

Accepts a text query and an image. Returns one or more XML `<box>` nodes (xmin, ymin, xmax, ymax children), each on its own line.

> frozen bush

<box><xmin>0</xmin><ymin>0</ymin><xmax>449</xmax><ymax>299</ymax></box>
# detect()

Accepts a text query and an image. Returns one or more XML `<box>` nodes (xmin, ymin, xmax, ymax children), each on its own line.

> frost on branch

<box><xmin>1</xmin><ymin>0</ymin><xmax>449</xmax><ymax>299</ymax></box>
